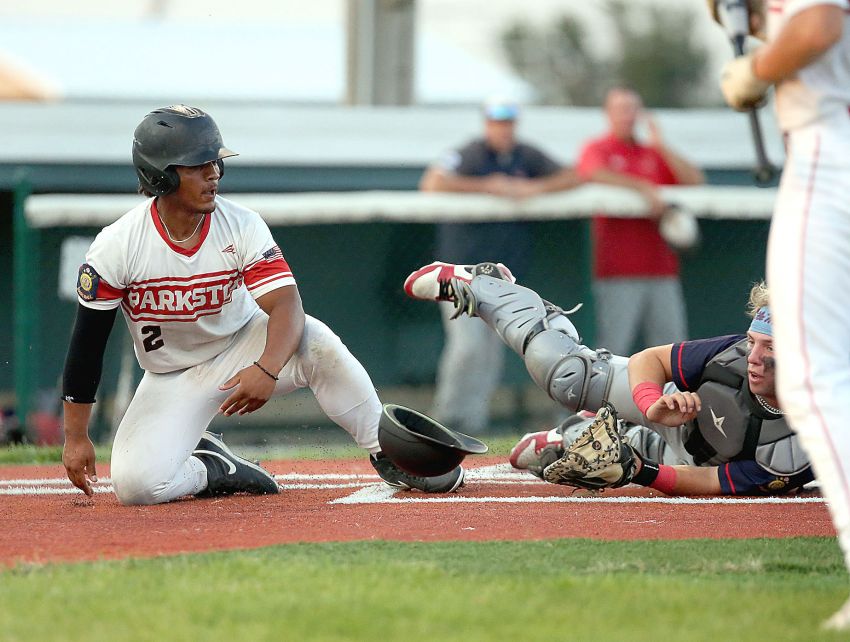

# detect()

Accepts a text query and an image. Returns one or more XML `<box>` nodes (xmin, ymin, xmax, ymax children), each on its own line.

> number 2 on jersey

<box><xmin>141</xmin><ymin>325</ymin><xmax>164</xmax><ymax>352</ymax></box>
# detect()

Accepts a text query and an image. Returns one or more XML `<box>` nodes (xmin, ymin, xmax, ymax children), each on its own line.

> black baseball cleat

<box><xmin>370</xmin><ymin>452</ymin><xmax>465</xmax><ymax>493</ymax></box>
<box><xmin>193</xmin><ymin>431</ymin><xmax>280</xmax><ymax>497</ymax></box>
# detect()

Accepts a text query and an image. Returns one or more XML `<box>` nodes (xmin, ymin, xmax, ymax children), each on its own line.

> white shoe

<box><xmin>509</xmin><ymin>428</ymin><xmax>564</xmax><ymax>473</ymax></box>
<box><xmin>403</xmin><ymin>261</ymin><xmax>515</xmax><ymax>302</ymax></box>
<box><xmin>823</xmin><ymin>595</ymin><xmax>850</xmax><ymax>631</ymax></box>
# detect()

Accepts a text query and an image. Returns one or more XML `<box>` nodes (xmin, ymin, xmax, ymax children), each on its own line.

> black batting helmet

<box><xmin>378</xmin><ymin>404</ymin><xmax>488</xmax><ymax>476</ymax></box>
<box><xmin>132</xmin><ymin>104</ymin><xmax>238</xmax><ymax>196</ymax></box>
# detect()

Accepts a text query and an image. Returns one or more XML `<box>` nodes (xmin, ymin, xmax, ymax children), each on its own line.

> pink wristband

<box><xmin>632</xmin><ymin>382</ymin><xmax>663</xmax><ymax>415</ymax></box>
<box><xmin>649</xmin><ymin>465</ymin><xmax>677</xmax><ymax>495</ymax></box>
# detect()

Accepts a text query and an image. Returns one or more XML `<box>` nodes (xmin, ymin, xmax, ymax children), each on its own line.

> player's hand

<box><xmin>63</xmin><ymin>435</ymin><xmax>98</xmax><ymax>497</ymax></box>
<box><xmin>481</xmin><ymin>173</ymin><xmax>516</xmax><ymax>197</ymax></box>
<box><xmin>218</xmin><ymin>364</ymin><xmax>278</xmax><ymax>416</ymax></box>
<box><xmin>506</xmin><ymin>178</ymin><xmax>544</xmax><ymax>200</ymax></box>
<box><xmin>643</xmin><ymin>112</ymin><xmax>663</xmax><ymax>149</ymax></box>
<box><xmin>645</xmin><ymin>391</ymin><xmax>702</xmax><ymax>427</ymax></box>
<box><xmin>639</xmin><ymin>184</ymin><xmax>667</xmax><ymax>218</ymax></box>
<box><xmin>721</xmin><ymin>52</ymin><xmax>770</xmax><ymax>111</ymax></box>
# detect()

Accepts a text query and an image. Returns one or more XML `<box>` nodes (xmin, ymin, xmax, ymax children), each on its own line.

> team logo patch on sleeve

<box><xmin>76</xmin><ymin>263</ymin><xmax>101</xmax><ymax>301</ymax></box>
<box><xmin>262</xmin><ymin>245</ymin><xmax>284</xmax><ymax>261</ymax></box>
<box><xmin>764</xmin><ymin>477</ymin><xmax>789</xmax><ymax>493</ymax></box>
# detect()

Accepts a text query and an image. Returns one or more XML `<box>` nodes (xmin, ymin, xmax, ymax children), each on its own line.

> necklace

<box><xmin>755</xmin><ymin>394</ymin><xmax>782</xmax><ymax>415</ymax></box>
<box><xmin>159</xmin><ymin>212</ymin><xmax>205</xmax><ymax>243</ymax></box>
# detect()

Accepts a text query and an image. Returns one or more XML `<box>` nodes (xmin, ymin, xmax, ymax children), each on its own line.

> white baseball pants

<box><xmin>110</xmin><ymin>312</ymin><xmax>381</xmax><ymax>505</ymax></box>
<box><xmin>767</xmin><ymin>111</ymin><xmax>850</xmax><ymax>568</ymax></box>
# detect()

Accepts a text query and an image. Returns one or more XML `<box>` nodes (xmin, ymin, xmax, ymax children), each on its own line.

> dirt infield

<box><xmin>0</xmin><ymin>456</ymin><xmax>835</xmax><ymax>566</ymax></box>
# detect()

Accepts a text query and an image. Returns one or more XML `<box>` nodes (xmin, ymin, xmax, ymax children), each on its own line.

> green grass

<box><xmin>267</xmin><ymin>434</ymin><xmax>519</xmax><ymax>461</ymax></box>
<box><xmin>0</xmin><ymin>444</ymin><xmax>110</xmax><ymax>465</ymax></box>
<box><xmin>1</xmin><ymin>538</ymin><xmax>847</xmax><ymax>641</ymax></box>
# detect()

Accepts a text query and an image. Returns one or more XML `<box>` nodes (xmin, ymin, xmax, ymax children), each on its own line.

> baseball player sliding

<box><xmin>714</xmin><ymin>0</ymin><xmax>850</xmax><ymax>630</ymax></box>
<box><xmin>405</xmin><ymin>262</ymin><xmax>811</xmax><ymax>496</ymax></box>
<box><xmin>61</xmin><ymin>105</ymin><xmax>464</xmax><ymax>505</ymax></box>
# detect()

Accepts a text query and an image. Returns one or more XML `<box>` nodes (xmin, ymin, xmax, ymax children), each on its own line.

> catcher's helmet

<box><xmin>378</xmin><ymin>404</ymin><xmax>488</xmax><ymax>476</ymax></box>
<box><xmin>132</xmin><ymin>104</ymin><xmax>238</xmax><ymax>196</ymax></box>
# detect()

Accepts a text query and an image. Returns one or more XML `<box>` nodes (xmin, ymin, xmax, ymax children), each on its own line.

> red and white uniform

<box><xmin>768</xmin><ymin>0</ymin><xmax>850</xmax><ymax>130</ymax></box>
<box><xmin>765</xmin><ymin>0</ymin><xmax>850</xmax><ymax>568</ymax></box>
<box><xmin>81</xmin><ymin>196</ymin><xmax>381</xmax><ymax>505</ymax></box>
<box><xmin>82</xmin><ymin>196</ymin><xmax>295</xmax><ymax>371</ymax></box>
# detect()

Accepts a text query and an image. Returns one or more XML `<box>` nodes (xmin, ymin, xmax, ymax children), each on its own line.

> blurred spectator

<box><xmin>577</xmin><ymin>87</ymin><xmax>704</xmax><ymax>356</ymax></box>
<box><xmin>0</xmin><ymin>54</ymin><xmax>57</xmax><ymax>101</ymax></box>
<box><xmin>419</xmin><ymin>97</ymin><xmax>581</xmax><ymax>434</ymax></box>
<box><xmin>0</xmin><ymin>407</ymin><xmax>24</xmax><ymax>444</ymax></box>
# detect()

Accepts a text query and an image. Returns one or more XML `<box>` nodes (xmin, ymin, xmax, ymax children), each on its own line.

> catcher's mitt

<box><xmin>542</xmin><ymin>403</ymin><xmax>636</xmax><ymax>490</ymax></box>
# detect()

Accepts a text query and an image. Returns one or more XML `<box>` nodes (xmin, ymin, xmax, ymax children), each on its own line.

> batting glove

<box><xmin>721</xmin><ymin>52</ymin><xmax>771</xmax><ymax>111</ymax></box>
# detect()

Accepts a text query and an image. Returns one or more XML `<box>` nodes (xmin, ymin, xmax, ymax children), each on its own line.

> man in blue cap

<box><xmin>418</xmin><ymin>97</ymin><xmax>582</xmax><ymax>436</ymax></box>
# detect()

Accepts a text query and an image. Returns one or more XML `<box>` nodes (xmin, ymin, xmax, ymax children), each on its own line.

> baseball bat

<box><xmin>719</xmin><ymin>0</ymin><xmax>776</xmax><ymax>185</ymax></box>
<box><xmin>731</xmin><ymin>34</ymin><xmax>777</xmax><ymax>185</ymax></box>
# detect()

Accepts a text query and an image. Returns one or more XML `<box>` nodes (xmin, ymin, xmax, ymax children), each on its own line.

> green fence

<box><xmin>1</xmin><ymin>165</ymin><xmax>775</xmax><ymax>440</ymax></box>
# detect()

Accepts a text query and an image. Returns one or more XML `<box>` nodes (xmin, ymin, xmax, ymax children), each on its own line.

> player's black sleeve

<box><xmin>61</xmin><ymin>303</ymin><xmax>118</xmax><ymax>404</ymax></box>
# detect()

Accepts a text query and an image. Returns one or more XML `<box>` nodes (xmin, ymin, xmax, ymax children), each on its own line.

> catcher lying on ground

<box><xmin>404</xmin><ymin>262</ymin><xmax>813</xmax><ymax>496</ymax></box>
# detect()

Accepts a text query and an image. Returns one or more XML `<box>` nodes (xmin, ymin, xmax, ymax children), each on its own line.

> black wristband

<box><xmin>253</xmin><ymin>361</ymin><xmax>279</xmax><ymax>381</ymax></box>
<box><xmin>631</xmin><ymin>457</ymin><xmax>661</xmax><ymax>487</ymax></box>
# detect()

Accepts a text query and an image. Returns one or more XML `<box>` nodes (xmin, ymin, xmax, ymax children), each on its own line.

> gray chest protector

<box><xmin>681</xmin><ymin>339</ymin><xmax>810</xmax><ymax>476</ymax></box>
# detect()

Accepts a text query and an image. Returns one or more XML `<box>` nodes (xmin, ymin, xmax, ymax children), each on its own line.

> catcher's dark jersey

<box><xmin>670</xmin><ymin>335</ymin><xmax>814</xmax><ymax>495</ymax></box>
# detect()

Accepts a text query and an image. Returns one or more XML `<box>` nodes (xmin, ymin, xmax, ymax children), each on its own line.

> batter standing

<box><xmin>720</xmin><ymin>0</ymin><xmax>850</xmax><ymax>629</ymax></box>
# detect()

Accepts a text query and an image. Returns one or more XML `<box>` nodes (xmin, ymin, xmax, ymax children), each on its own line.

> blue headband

<box><xmin>749</xmin><ymin>306</ymin><xmax>772</xmax><ymax>336</ymax></box>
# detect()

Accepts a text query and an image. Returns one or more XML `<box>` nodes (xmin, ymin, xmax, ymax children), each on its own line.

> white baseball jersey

<box><xmin>76</xmin><ymin>195</ymin><xmax>295</xmax><ymax>373</ymax></box>
<box><xmin>768</xmin><ymin>0</ymin><xmax>850</xmax><ymax>129</ymax></box>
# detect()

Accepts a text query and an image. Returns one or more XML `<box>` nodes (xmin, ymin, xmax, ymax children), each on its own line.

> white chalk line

<box><xmin>0</xmin><ymin>464</ymin><xmax>532</xmax><ymax>495</ymax></box>
<box><xmin>0</xmin><ymin>463</ymin><xmax>826</xmax><ymax>505</ymax></box>
<box><xmin>330</xmin><ymin>486</ymin><xmax>826</xmax><ymax>505</ymax></box>
<box><xmin>0</xmin><ymin>478</ymin><xmax>380</xmax><ymax>495</ymax></box>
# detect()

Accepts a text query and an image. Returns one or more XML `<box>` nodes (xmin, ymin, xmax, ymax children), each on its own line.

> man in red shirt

<box><xmin>577</xmin><ymin>87</ymin><xmax>704</xmax><ymax>355</ymax></box>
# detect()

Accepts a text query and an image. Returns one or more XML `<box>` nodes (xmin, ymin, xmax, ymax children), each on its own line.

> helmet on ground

<box><xmin>132</xmin><ymin>104</ymin><xmax>238</xmax><ymax>196</ymax></box>
<box><xmin>378</xmin><ymin>403</ymin><xmax>489</xmax><ymax>476</ymax></box>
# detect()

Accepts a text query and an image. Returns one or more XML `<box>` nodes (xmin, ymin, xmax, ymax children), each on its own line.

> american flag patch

<box><xmin>262</xmin><ymin>245</ymin><xmax>284</xmax><ymax>261</ymax></box>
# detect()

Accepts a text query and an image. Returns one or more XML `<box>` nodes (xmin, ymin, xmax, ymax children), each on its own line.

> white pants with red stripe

<box><xmin>110</xmin><ymin>312</ymin><xmax>381</xmax><ymax>505</ymax></box>
<box><xmin>767</xmin><ymin>111</ymin><xmax>850</xmax><ymax>569</ymax></box>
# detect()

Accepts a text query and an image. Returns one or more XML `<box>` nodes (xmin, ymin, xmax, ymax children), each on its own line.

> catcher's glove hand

<box><xmin>542</xmin><ymin>403</ymin><xmax>636</xmax><ymax>490</ymax></box>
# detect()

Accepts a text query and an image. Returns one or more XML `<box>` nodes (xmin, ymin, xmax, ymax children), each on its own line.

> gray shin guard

<box><xmin>471</xmin><ymin>276</ymin><xmax>581</xmax><ymax>357</ymax></box>
<box><xmin>524</xmin><ymin>331</ymin><xmax>634</xmax><ymax>414</ymax></box>
<box><xmin>469</xmin><ymin>275</ymin><xmax>636</xmax><ymax>416</ymax></box>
